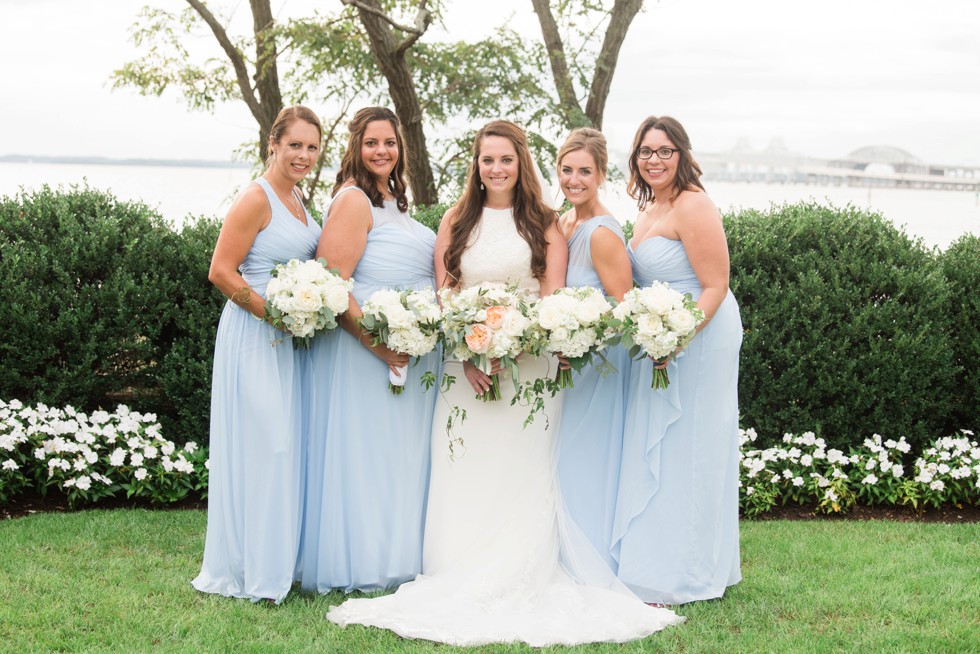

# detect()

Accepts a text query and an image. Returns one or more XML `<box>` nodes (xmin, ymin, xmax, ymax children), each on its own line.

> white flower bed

<box><xmin>2</xmin><ymin>398</ymin><xmax>976</xmax><ymax>515</ymax></box>
<box><xmin>739</xmin><ymin>428</ymin><xmax>979</xmax><ymax>516</ymax></box>
<box><xmin>0</xmin><ymin>399</ymin><xmax>208</xmax><ymax>508</ymax></box>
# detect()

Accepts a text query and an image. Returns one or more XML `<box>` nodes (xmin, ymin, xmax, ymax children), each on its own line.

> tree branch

<box><xmin>341</xmin><ymin>0</ymin><xmax>431</xmax><ymax>36</ymax></box>
<box><xmin>530</xmin><ymin>0</ymin><xmax>586</xmax><ymax>127</ymax></box>
<box><xmin>585</xmin><ymin>0</ymin><xmax>643</xmax><ymax>129</ymax></box>
<box><xmin>185</xmin><ymin>0</ymin><xmax>262</xmax><ymax>122</ymax></box>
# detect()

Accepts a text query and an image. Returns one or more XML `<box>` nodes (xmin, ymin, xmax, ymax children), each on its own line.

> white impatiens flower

<box><xmin>183</xmin><ymin>441</ymin><xmax>199</xmax><ymax>454</ymax></box>
<box><xmin>134</xmin><ymin>468</ymin><xmax>148</xmax><ymax>481</ymax></box>
<box><xmin>75</xmin><ymin>475</ymin><xmax>92</xmax><ymax>491</ymax></box>
<box><xmin>892</xmin><ymin>465</ymin><xmax>905</xmax><ymax>478</ymax></box>
<box><xmin>800</xmin><ymin>454</ymin><xmax>813</xmax><ymax>467</ymax></box>
<box><xmin>824</xmin><ymin>489</ymin><xmax>838</xmax><ymax>502</ymax></box>
<box><xmin>861</xmin><ymin>474</ymin><xmax>879</xmax><ymax>485</ymax></box>
<box><xmin>109</xmin><ymin>448</ymin><xmax>126</xmax><ymax>467</ymax></box>
<box><xmin>929</xmin><ymin>480</ymin><xmax>945</xmax><ymax>491</ymax></box>
<box><xmin>2</xmin><ymin>459</ymin><xmax>18</xmax><ymax>471</ymax></box>
<box><xmin>130</xmin><ymin>452</ymin><xmax>145</xmax><ymax>467</ymax></box>
<box><xmin>792</xmin><ymin>477</ymin><xmax>804</xmax><ymax>487</ymax></box>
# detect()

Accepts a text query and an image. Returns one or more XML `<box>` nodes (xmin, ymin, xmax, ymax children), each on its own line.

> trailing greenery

<box><xmin>1</xmin><ymin>510</ymin><xmax>976</xmax><ymax>652</ymax></box>
<box><xmin>725</xmin><ymin>202</ymin><xmax>959</xmax><ymax>449</ymax></box>
<box><xmin>0</xmin><ymin>185</ymin><xmax>224</xmax><ymax>446</ymax></box>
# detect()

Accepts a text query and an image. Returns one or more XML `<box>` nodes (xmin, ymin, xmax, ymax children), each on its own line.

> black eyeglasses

<box><xmin>637</xmin><ymin>146</ymin><xmax>681</xmax><ymax>160</ymax></box>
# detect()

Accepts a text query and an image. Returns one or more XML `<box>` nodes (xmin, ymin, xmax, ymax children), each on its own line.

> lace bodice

<box><xmin>459</xmin><ymin>207</ymin><xmax>540</xmax><ymax>298</ymax></box>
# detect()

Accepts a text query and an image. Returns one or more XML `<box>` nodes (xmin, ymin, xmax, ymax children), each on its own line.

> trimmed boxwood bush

<box><xmin>942</xmin><ymin>233</ymin><xmax>980</xmax><ymax>434</ymax></box>
<box><xmin>0</xmin><ymin>185</ymin><xmax>223</xmax><ymax>445</ymax></box>
<box><xmin>411</xmin><ymin>203</ymin><xmax>450</xmax><ymax>234</ymax></box>
<box><xmin>725</xmin><ymin>202</ymin><xmax>958</xmax><ymax>449</ymax></box>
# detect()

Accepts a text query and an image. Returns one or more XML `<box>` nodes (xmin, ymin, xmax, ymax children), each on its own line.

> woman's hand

<box><xmin>463</xmin><ymin>360</ymin><xmax>501</xmax><ymax>394</ymax></box>
<box><xmin>556</xmin><ymin>354</ymin><xmax>571</xmax><ymax>371</ymax></box>
<box><xmin>651</xmin><ymin>346</ymin><xmax>684</xmax><ymax>369</ymax></box>
<box><xmin>360</xmin><ymin>335</ymin><xmax>409</xmax><ymax>375</ymax></box>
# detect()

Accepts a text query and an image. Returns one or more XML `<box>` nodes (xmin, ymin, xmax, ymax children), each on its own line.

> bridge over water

<box><xmin>698</xmin><ymin>143</ymin><xmax>980</xmax><ymax>192</ymax></box>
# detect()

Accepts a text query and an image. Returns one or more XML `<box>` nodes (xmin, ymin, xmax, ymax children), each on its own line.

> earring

<box><xmin>480</xmin><ymin>182</ymin><xmax>485</xmax><ymax>191</ymax></box>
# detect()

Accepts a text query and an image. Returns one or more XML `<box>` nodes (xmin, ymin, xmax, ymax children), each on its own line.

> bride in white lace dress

<box><xmin>327</xmin><ymin>121</ymin><xmax>683</xmax><ymax>646</ymax></box>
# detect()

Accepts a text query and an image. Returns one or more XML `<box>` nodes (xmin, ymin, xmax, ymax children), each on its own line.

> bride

<box><xmin>327</xmin><ymin>120</ymin><xmax>683</xmax><ymax>646</ymax></box>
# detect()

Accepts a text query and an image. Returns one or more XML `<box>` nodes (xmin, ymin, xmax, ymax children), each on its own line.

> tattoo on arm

<box><xmin>231</xmin><ymin>286</ymin><xmax>251</xmax><ymax>305</ymax></box>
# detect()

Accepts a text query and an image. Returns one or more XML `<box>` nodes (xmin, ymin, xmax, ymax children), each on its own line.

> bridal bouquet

<box><xmin>438</xmin><ymin>283</ymin><xmax>532</xmax><ymax>401</ymax></box>
<box><xmin>612</xmin><ymin>281</ymin><xmax>704</xmax><ymax>389</ymax></box>
<box><xmin>264</xmin><ymin>258</ymin><xmax>353</xmax><ymax>348</ymax></box>
<box><xmin>525</xmin><ymin>286</ymin><xmax>618</xmax><ymax>390</ymax></box>
<box><xmin>360</xmin><ymin>288</ymin><xmax>441</xmax><ymax>394</ymax></box>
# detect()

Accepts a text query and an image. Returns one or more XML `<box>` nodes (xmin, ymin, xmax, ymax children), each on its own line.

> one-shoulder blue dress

<box><xmin>300</xmin><ymin>187</ymin><xmax>439</xmax><ymax>593</ymax></box>
<box><xmin>556</xmin><ymin>216</ymin><xmax>631</xmax><ymax>572</ymax></box>
<box><xmin>613</xmin><ymin>236</ymin><xmax>742</xmax><ymax>604</ymax></box>
<box><xmin>192</xmin><ymin>177</ymin><xmax>322</xmax><ymax>603</ymax></box>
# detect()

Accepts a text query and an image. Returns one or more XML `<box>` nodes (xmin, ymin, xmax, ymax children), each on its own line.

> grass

<box><xmin>0</xmin><ymin>510</ymin><xmax>977</xmax><ymax>653</ymax></box>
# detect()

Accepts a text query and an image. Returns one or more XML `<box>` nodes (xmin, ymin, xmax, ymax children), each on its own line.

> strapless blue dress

<box><xmin>613</xmin><ymin>236</ymin><xmax>742</xmax><ymax>604</ymax></box>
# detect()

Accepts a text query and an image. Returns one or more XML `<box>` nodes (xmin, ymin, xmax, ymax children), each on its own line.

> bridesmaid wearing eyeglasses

<box><xmin>612</xmin><ymin>116</ymin><xmax>743</xmax><ymax>606</ymax></box>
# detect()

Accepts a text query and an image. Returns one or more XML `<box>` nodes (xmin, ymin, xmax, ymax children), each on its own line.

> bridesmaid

<box><xmin>192</xmin><ymin>105</ymin><xmax>323</xmax><ymax>603</ymax></box>
<box><xmin>300</xmin><ymin>107</ymin><xmax>438</xmax><ymax>592</ymax></box>
<box><xmin>554</xmin><ymin>128</ymin><xmax>632</xmax><ymax>571</ymax></box>
<box><xmin>612</xmin><ymin>115</ymin><xmax>743</xmax><ymax>605</ymax></box>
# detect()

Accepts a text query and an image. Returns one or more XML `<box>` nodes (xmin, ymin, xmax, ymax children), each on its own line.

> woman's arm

<box><xmin>317</xmin><ymin>188</ymin><xmax>408</xmax><ymax>372</ymax></box>
<box><xmin>539</xmin><ymin>217</ymin><xmax>568</xmax><ymax>296</ymax></box>
<box><xmin>590</xmin><ymin>227</ymin><xmax>633</xmax><ymax>302</ymax></box>
<box><xmin>207</xmin><ymin>185</ymin><xmax>272</xmax><ymax>321</ymax></box>
<box><xmin>433</xmin><ymin>206</ymin><xmax>458</xmax><ymax>292</ymax></box>
<box><xmin>676</xmin><ymin>192</ymin><xmax>730</xmax><ymax>333</ymax></box>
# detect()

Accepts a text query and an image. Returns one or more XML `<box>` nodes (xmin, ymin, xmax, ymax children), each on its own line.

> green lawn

<box><xmin>1</xmin><ymin>510</ymin><xmax>977</xmax><ymax>653</ymax></box>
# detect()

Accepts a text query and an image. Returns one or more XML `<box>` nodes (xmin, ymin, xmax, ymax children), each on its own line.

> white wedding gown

<box><xmin>328</xmin><ymin>208</ymin><xmax>683</xmax><ymax>646</ymax></box>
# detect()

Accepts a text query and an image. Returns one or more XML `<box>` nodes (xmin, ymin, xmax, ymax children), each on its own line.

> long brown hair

<box><xmin>626</xmin><ymin>115</ymin><xmax>704</xmax><ymax>209</ymax></box>
<box><xmin>333</xmin><ymin>107</ymin><xmax>409</xmax><ymax>212</ymax></box>
<box><xmin>443</xmin><ymin>120</ymin><xmax>554</xmax><ymax>288</ymax></box>
<box><xmin>265</xmin><ymin>105</ymin><xmax>322</xmax><ymax>168</ymax></box>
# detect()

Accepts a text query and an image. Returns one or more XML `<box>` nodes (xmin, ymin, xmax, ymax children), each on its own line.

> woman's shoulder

<box><xmin>673</xmin><ymin>188</ymin><xmax>720</xmax><ymax>221</ymax></box>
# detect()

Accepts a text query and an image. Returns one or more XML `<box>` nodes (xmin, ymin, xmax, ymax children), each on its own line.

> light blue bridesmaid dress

<box><xmin>300</xmin><ymin>187</ymin><xmax>438</xmax><ymax>593</ymax></box>
<box><xmin>556</xmin><ymin>216</ymin><xmax>631</xmax><ymax>572</ymax></box>
<box><xmin>191</xmin><ymin>178</ymin><xmax>322</xmax><ymax>603</ymax></box>
<box><xmin>613</xmin><ymin>236</ymin><xmax>742</xmax><ymax>604</ymax></box>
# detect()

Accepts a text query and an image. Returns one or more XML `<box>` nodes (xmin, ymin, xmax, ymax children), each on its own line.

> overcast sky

<box><xmin>1</xmin><ymin>0</ymin><xmax>978</xmax><ymax>166</ymax></box>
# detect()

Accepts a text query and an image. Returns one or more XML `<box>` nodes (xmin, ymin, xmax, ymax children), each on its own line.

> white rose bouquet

<box><xmin>525</xmin><ymin>286</ymin><xmax>617</xmax><ymax>389</ymax></box>
<box><xmin>264</xmin><ymin>257</ymin><xmax>353</xmax><ymax>349</ymax></box>
<box><xmin>612</xmin><ymin>281</ymin><xmax>705</xmax><ymax>389</ymax></box>
<box><xmin>438</xmin><ymin>283</ymin><xmax>532</xmax><ymax>401</ymax></box>
<box><xmin>359</xmin><ymin>288</ymin><xmax>441</xmax><ymax>394</ymax></box>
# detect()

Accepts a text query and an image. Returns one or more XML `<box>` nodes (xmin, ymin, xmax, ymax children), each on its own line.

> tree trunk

<box><xmin>185</xmin><ymin>0</ymin><xmax>283</xmax><ymax>164</ymax></box>
<box><xmin>531</xmin><ymin>0</ymin><xmax>643</xmax><ymax>131</ymax></box>
<box><xmin>585</xmin><ymin>0</ymin><xmax>642</xmax><ymax>129</ymax></box>
<box><xmin>530</xmin><ymin>0</ymin><xmax>589</xmax><ymax>129</ymax></box>
<box><xmin>250</xmin><ymin>0</ymin><xmax>283</xmax><ymax>163</ymax></box>
<box><xmin>348</xmin><ymin>0</ymin><xmax>438</xmax><ymax>206</ymax></box>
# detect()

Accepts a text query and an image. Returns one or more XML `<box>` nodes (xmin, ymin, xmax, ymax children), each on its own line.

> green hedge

<box><xmin>0</xmin><ymin>185</ymin><xmax>223</xmax><ymax>445</ymax></box>
<box><xmin>942</xmin><ymin>233</ymin><xmax>980</xmax><ymax>431</ymax></box>
<box><xmin>726</xmin><ymin>202</ymin><xmax>961</xmax><ymax>449</ymax></box>
<box><xmin>0</xmin><ymin>189</ymin><xmax>975</xmax><ymax>453</ymax></box>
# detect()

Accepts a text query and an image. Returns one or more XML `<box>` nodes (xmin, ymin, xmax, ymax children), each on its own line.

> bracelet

<box><xmin>231</xmin><ymin>286</ymin><xmax>251</xmax><ymax>305</ymax></box>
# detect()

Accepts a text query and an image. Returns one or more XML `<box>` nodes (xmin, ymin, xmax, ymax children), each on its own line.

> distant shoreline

<box><xmin>0</xmin><ymin>154</ymin><xmax>249</xmax><ymax>169</ymax></box>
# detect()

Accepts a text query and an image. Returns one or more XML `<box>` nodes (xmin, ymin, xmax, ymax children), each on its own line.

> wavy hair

<box><xmin>627</xmin><ymin>115</ymin><xmax>704</xmax><ymax>209</ymax></box>
<box><xmin>265</xmin><ymin>105</ymin><xmax>322</xmax><ymax>167</ymax></box>
<box><xmin>556</xmin><ymin>127</ymin><xmax>608</xmax><ymax>180</ymax></box>
<box><xmin>443</xmin><ymin>120</ymin><xmax>554</xmax><ymax>288</ymax></box>
<box><xmin>333</xmin><ymin>107</ymin><xmax>409</xmax><ymax>212</ymax></box>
